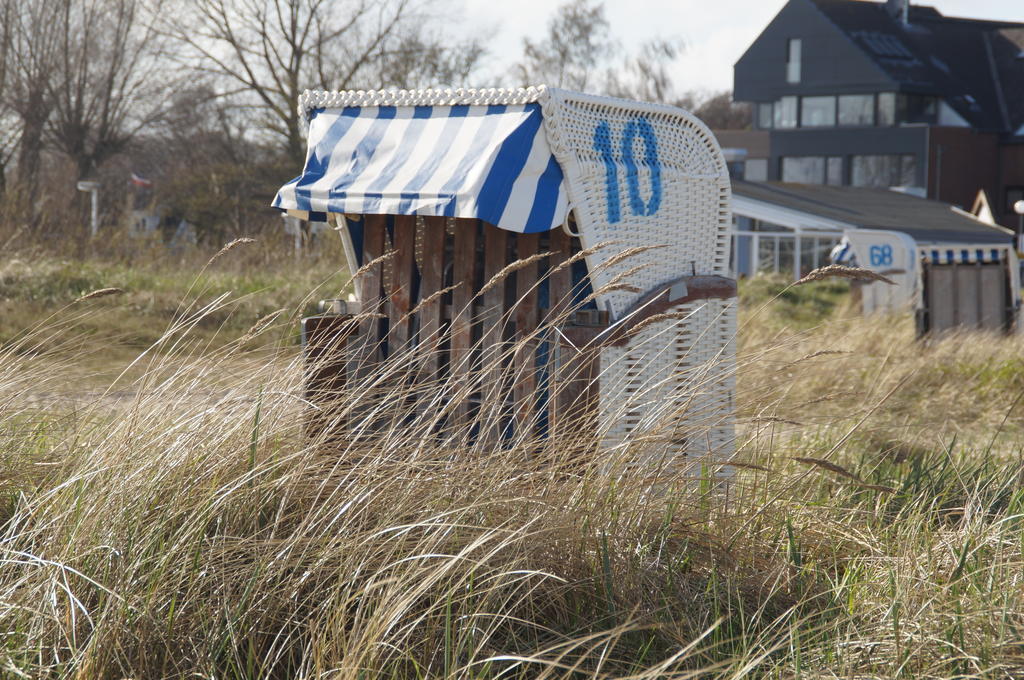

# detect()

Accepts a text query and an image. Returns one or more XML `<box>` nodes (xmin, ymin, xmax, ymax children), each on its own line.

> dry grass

<box><xmin>206</xmin><ymin>236</ymin><xmax>258</xmax><ymax>267</ymax></box>
<box><xmin>74</xmin><ymin>287</ymin><xmax>126</xmax><ymax>302</ymax></box>
<box><xmin>795</xmin><ymin>264</ymin><xmax>896</xmax><ymax>286</ymax></box>
<box><xmin>1</xmin><ymin>260</ymin><xmax>1024</xmax><ymax>679</ymax></box>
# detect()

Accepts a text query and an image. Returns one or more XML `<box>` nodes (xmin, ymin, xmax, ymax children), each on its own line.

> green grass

<box><xmin>0</xmin><ymin>244</ymin><xmax>351</xmax><ymax>361</ymax></box>
<box><xmin>739</xmin><ymin>273</ymin><xmax>852</xmax><ymax>331</ymax></box>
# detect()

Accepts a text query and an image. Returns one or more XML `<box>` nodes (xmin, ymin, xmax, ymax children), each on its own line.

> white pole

<box><xmin>89</xmin><ymin>188</ymin><xmax>98</xmax><ymax>237</ymax></box>
<box><xmin>750</xmin><ymin>233</ymin><xmax>760</xmax><ymax>276</ymax></box>
<box><xmin>1014</xmin><ymin>200</ymin><xmax>1024</xmax><ymax>252</ymax></box>
<box><xmin>731</xmin><ymin>233</ymin><xmax>738</xmax><ymax>277</ymax></box>
<box><xmin>793</xmin><ymin>231</ymin><xmax>802</xmax><ymax>282</ymax></box>
<box><xmin>774</xmin><ymin>236</ymin><xmax>780</xmax><ymax>273</ymax></box>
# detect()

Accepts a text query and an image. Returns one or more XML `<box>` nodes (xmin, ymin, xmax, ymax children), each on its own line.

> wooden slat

<box><xmin>547</xmin><ymin>229</ymin><xmax>572</xmax><ymax>322</ymax></box>
<box><xmin>356</xmin><ymin>214</ymin><xmax>387</xmax><ymax>378</ymax></box>
<box><xmin>302</xmin><ymin>313</ymin><xmax>357</xmax><ymax>440</ymax></box>
<box><xmin>303</xmin><ymin>315</ymin><xmax>354</xmax><ymax>401</ymax></box>
<box><xmin>480</xmin><ymin>224</ymin><xmax>509</xmax><ymax>441</ymax></box>
<box><xmin>546</xmin><ymin>228</ymin><xmax>573</xmax><ymax>436</ymax></box>
<box><xmin>514</xmin><ymin>234</ymin><xmax>541</xmax><ymax>334</ymax></box>
<box><xmin>482</xmin><ymin>225</ymin><xmax>508</xmax><ymax>345</ymax></box>
<box><xmin>387</xmin><ymin>215</ymin><xmax>417</xmax><ymax>353</ymax></box>
<box><xmin>955</xmin><ymin>264</ymin><xmax>979</xmax><ymax>328</ymax></box>
<box><xmin>553</xmin><ymin>341</ymin><xmax>600</xmax><ymax>440</ymax></box>
<box><xmin>979</xmin><ymin>264</ymin><xmax>1005</xmax><ymax>330</ymax></box>
<box><xmin>513</xmin><ymin>233</ymin><xmax>540</xmax><ymax>434</ymax></box>
<box><xmin>451</xmin><ymin>219</ymin><xmax>478</xmax><ymax>426</ymax></box>
<box><xmin>418</xmin><ymin>216</ymin><xmax>447</xmax><ymax>378</ymax></box>
<box><xmin>927</xmin><ymin>265</ymin><xmax>955</xmax><ymax>333</ymax></box>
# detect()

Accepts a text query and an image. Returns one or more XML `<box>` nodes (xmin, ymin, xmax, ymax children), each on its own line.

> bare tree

<box><xmin>46</xmin><ymin>0</ymin><xmax>171</xmax><ymax>181</ymax></box>
<box><xmin>515</xmin><ymin>0</ymin><xmax>685</xmax><ymax>106</ymax></box>
<box><xmin>516</xmin><ymin>0</ymin><xmax>613</xmax><ymax>91</ymax></box>
<box><xmin>678</xmin><ymin>91</ymin><xmax>751</xmax><ymax>130</ymax></box>
<box><xmin>605</xmin><ymin>38</ymin><xmax>683</xmax><ymax>103</ymax></box>
<box><xmin>517</xmin><ymin>1</ymin><xmax>750</xmax><ymax>130</ymax></box>
<box><xmin>137</xmin><ymin>83</ymin><xmax>291</xmax><ymax>242</ymax></box>
<box><xmin>3</xmin><ymin>1</ymin><xmax>63</xmax><ymax>196</ymax></box>
<box><xmin>157</xmin><ymin>0</ymin><xmax>485</xmax><ymax>165</ymax></box>
<box><xmin>0</xmin><ymin>0</ymin><xmax>14</xmax><ymax>197</ymax></box>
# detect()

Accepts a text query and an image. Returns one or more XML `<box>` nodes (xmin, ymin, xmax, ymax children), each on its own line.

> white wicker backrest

<box><xmin>540</xmin><ymin>88</ymin><xmax>731</xmax><ymax>318</ymax></box>
<box><xmin>537</xmin><ymin>89</ymin><xmax>735</xmax><ymax>467</ymax></box>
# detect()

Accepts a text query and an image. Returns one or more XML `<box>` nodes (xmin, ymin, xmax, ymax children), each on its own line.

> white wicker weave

<box><xmin>295</xmin><ymin>86</ymin><xmax>736</xmax><ymax>465</ymax></box>
<box><xmin>539</xmin><ymin>89</ymin><xmax>736</xmax><ymax>465</ymax></box>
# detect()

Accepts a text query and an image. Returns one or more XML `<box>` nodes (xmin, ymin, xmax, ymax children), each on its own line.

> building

<box><xmin>730</xmin><ymin>180</ymin><xmax>1020</xmax><ymax>333</ymax></box>
<box><xmin>731</xmin><ymin>0</ymin><xmax>1024</xmax><ymax>228</ymax></box>
<box><xmin>730</xmin><ymin>179</ymin><xmax>1014</xmax><ymax>279</ymax></box>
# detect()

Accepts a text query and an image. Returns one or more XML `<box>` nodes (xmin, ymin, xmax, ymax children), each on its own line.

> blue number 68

<box><xmin>869</xmin><ymin>244</ymin><xmax>893</xmax><ymax>267</ymax></box>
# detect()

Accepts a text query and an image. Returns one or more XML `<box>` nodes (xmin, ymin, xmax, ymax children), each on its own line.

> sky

<box><xmin>462</xmin><ymin>0</ymin><xmax>1023</xmax><ymax>94</ymax></box>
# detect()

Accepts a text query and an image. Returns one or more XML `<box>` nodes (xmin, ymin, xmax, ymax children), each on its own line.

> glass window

<box><xmin>826</xmin><ymin>156</ymin><xmax>844</xmax><ymax>186</ymax></box>
<box><xmin>757</xmin><ymin>103</ymin><xmax>773</xmax><ymax>129</ymax></box>
<box><xmin>851</xmin><ymin>155</ymin><xmax>894</xmax><ymax>187</ymax></box>
<box><xmin>786</xmin><ymin>38</ymin><xmax>802</xmax><ymax>84</ymax></box>
<box><xmin>898</xmin><ymin>154</ymin><xmax>916</xmax><ymax>186</ymax></box>
<box><xmin>800</xmin><ymin>96</ymin><xmax>836</xmax><ymax>127</ymax></box>
<box><xmin>838</xmin><ymin>94</ymin><xmax>875</xmax><ymax>126</ymax></box>
<box><xmin>851</xmin><ymin>154</ymin><xmax>918</xmax><ymax>187</ymax></box>
<box><xmin>774</xmin><ymin>96</ymin><xmax>798</xmax><ymax>128</ymax></box>
<box><xmin>745</xmin><ymin>158</ymin><xmax>768</xmax><ymax>182</ymax></box>
<box><xmin>877</xmin><ymin>92</ymin><xmax>896</xmax><ymax>126</ymax></box>
<box><xmin>898</xmin><ymin>94</ymin><xmax>937</xmax><ymax>124</ymax></box>
<box><xmin>781</xmin><ymin>156</ymin><xmax>825</xmax><ymax>184</ymax></box>
<box><xmin>726</xmin><ymin>160</ymin><xmax>745</xmax><ymax>178</ymax></box>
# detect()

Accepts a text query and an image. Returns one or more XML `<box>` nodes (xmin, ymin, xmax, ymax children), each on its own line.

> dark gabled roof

<box><xmin>808</xmin><ymin>0</ymin><xmax>1024</xmax><ymax>132</ymax></box>
<box><xmin>990</xmin><ymin>28</ymin><xmax>1024</xmax><ymax>134</ymax></box>
<box><xmin>733</xmin><ymin>179</ymin><xmax>1014</xmax><ymax>244</ymax></box>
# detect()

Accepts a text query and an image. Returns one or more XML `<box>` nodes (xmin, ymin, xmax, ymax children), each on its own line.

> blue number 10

<box><xmin>593</xmin><ymin>117</ymin><xmax>662</xmax><ymax>224</ymax></box>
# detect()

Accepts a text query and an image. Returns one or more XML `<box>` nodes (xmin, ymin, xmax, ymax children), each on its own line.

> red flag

<box><xmin>130</xmin><ymin>172</ymin><xmax>153</xmax><ymax>188</ymax></box>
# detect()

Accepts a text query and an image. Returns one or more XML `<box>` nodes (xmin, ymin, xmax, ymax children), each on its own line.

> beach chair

<box><xmin>274</xmin><ymin>86</ymin><xmax>737</xmax><ymax>464</ymax></box>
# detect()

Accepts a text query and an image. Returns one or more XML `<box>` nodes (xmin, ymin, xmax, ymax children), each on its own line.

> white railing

<box><xmin>729</xmin><ymin>230</ymin><xmax>844</xmax><ymax>282</ymax></box>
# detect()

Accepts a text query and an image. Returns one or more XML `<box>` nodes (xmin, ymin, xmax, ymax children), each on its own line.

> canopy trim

<box><xmin>299</xmin><ymin>86</ymin><xmax>548</xmax><ymax>121</ymax></box>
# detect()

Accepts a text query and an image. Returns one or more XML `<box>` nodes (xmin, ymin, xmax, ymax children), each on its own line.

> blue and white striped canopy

<box><xmin>927</xmin><ymin>247</ymin><xmax>1006</xmax><ymax>265</ymax></box>
<box><xmin>273</xmin><ymin>103</ymin><xmax>570</xmax><ymax>234</ymax></box>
